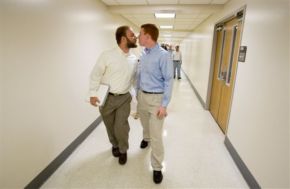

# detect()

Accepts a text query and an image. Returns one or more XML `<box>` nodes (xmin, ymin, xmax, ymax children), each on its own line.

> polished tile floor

<box><xmin>42</xmin><ymin>74</ymin><xmax>249</xmax><ymax>189</ymax></box>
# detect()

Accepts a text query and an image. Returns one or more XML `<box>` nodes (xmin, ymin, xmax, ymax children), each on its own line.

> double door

<box><xmin>209</xmin><ymin>16</ymin><xmax>243</xmax><ymax>134</ymax></box>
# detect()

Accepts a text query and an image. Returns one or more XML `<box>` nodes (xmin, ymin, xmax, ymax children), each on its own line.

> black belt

<box><xmin>109</xmin><ymin>92</ymin><xmax>127</xmax><ymax>96</ymax></box>
<box><xmin>142</xmin><ymin>90</ymin><xmax>163</xmax><ymax>94</ymax></box>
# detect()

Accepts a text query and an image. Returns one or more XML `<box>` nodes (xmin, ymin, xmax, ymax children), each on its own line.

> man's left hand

<box><xmin>156</xmin><ymin>106</ymin><xmax>167</xmax><ymax>119</ymax></box>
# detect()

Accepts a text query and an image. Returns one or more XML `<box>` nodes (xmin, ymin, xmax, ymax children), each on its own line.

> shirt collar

<box><xmin>144</xmin><ymin>43</ymin><xmax>159</xmax><ymax>54</ymax></box>
<box><xmin>116</xmin><ymin>46</ymin><xmax>131</xmax><ymax>57</ymax></box>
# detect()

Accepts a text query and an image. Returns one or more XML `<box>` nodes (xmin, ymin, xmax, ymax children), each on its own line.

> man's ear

<box><xmin>145</xmin><ymin>34</ymin><xmax>150</xmax><ymax>40</ymax></box>
<box><xmin>121</xmin><ymin>36</ymin><xmax>127</xmax><ymax>43</ymax></box>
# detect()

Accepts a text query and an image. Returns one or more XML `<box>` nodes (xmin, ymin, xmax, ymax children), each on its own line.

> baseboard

<box><xmin>181</xmin><ymin>69</ymin><xmax>206</xmax><ymax>109</ymax></box>
<box><xmin>224</xmin><ymin>136</ymin><xmax>261</xmax><ymax>189</ymax></box>
<box><xmin>24</xmin><ymin>116</ymin><xmax>102</xmax><ymax>189</ymax></box>
<box><xmin>181</xmin><ymin>70</ymin><xmax>260</xmax><ymax>188</ymax></box>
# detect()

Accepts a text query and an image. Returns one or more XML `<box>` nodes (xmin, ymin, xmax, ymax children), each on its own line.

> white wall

<box><xmin>181</xmin><ymin>0</ymin><xmax>289</xmax><ymax>187</ymax></box>
<box><xmin>0</xmin><ymin>0</ymin><xmax>137</xmax><ymax>188</ymax></box>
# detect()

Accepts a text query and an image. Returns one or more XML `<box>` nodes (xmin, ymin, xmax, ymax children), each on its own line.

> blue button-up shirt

<box><xmin>137</xmin><ymin>44</ymin><xmax>173</xmax><ymax>107</ymax></box>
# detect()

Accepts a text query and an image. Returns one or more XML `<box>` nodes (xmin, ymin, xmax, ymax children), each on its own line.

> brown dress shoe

<box><xmin>112</xmin><ymin>147</ymin><xmax>120</xmax><ymax>157</ymax></box>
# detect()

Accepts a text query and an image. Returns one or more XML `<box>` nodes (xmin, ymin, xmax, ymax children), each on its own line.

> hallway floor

<box><xmin>41</xmin><ymin>73</ymin><xmax>249</xmax><ymax>189</ymax></box>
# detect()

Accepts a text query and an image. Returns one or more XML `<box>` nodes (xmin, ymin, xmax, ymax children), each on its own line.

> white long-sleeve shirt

<box><xmin>172</xmin><ymin>51</ymin><xmax>182</xmax><ymax>62</ymax></box>
<box><xmin>89</xmin><ymin>47</ymin><xmax>138</xmax><ymax>96</ymax></box>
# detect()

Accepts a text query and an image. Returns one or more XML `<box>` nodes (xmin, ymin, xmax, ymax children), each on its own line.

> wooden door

<box><xmin>209</xmin><ymin>16</ymin><xmax>242</xmax><ymax>134</ymax></box>
<box><xmin>209</xmin><ymin>25</ymin><xmax>225</xmax><ymax>121</ymax></box>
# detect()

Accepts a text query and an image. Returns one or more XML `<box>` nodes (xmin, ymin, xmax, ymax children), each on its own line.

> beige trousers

<box><xmin>137</xmin><ymin>91</ymin><xmax>165</xmax><ymax>171</ymax></box>
<box><xmin>99</xmin><ymin>93</ymin><xmax>132</xmax><ymax>153</ymax></box>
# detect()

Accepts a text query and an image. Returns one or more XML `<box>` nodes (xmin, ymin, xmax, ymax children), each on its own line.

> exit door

<box><xmin>209</xmin><ymin>16</ymin><xmax>243</xmax><ymax>134</ymax></box>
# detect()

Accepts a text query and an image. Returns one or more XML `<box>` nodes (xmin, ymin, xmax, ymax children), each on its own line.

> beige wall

<box><xmin>181</xmin><ymin>0</ymin><xmax>289</xmax><ymax>187</ymax></box>
<box><xmin>0</xmin><ymin>3</ymin><xmax>4</xmax><ymax>186</ymax></box>
<box><xmin>226</xmin><ymin>0</ymin><xmax>289</xmax><ymax>187</ymax></box>
<box><xmin>0</xmin><ymin>0</ymin><xmax>137</xmax><ymax>188</ymax></box>
<box><xmin>181</xmin><ymin>25</ymin><xmax>214</xmax><ymax>102</ymax></box>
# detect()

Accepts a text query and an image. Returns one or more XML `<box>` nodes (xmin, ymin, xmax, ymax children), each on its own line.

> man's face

<box><xmin>125</xmin><ymin>28</ymin><xmax>137</xmax><ymax>48</ymax></box>
<box><xmin>138</xmin><ymin>28</ymin><xmax>146</xmax><ymax>46</ymax></box>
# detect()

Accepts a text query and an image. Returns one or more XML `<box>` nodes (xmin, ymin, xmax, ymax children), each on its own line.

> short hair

<box><xmin>141</xmin><ymin>23</ymin><xmax>159</xmax><ymax>42</ymax></box>
<box><xmin>115</xmin><ymin>26</ymin><xmax>129</xmax><ymax>45</ymax></box>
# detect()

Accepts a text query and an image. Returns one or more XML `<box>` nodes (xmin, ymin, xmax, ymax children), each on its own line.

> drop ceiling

<box><xmin>101</xmin><ymin>0</ymin><xmax>230</xmax><ymax>44</ymax></box>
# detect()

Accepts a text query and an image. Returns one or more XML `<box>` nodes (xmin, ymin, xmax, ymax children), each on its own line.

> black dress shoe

<box><xmin>119</xmin><ymin>153</ymin><xmax>127</xmax><ymax>165</ymax></box>
<box><xmin>140</xmin><ymin>140</ymin><xmax>148</xmax><ymax>149</ymax></box>
<box><xmin>112</xmin><ymin>147</ymin><xmax>120</xmax><ymax>157</ymax></box>
<box><xmin>153</xmin><ymin>170</ymin><xmax>163</xmax><ymax>184</ymax></box>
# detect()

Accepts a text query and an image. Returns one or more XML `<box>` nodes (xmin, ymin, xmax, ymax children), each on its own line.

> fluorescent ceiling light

<box><xmin>155</xmin><ymin>13</ymin><xmax>175</xmax><ymax>18</ymax></box>
<box><xmin>160</xmin><ymin>25</ymin><xmax>173</xmax><ymax>29</ymax></box>
<box><xmin>163</xmin><ymin>34</ymin><xmax>172</xmax><ymax>37</ymax></box>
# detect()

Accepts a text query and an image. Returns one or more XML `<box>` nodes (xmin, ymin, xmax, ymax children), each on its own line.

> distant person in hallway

<box><xmin>172</xmin><ymin>45</ymin><xmax>182</xmax><ymax>79</ymax></box>
<box><xmin>89</xmin><ymin>26</ymin><xmax>138</xmax><ymax>165</ymax></box>
<box><xmin>161</xmin><ymin>43</ymin><xmax>168</xmax><ymax>51</ymax></box>
<box><xmin>137</xmin><ymin>23</ymin><xmax>173</xmax><ymax>184</ymax></box>
<box><xmin>168</xmin><ymin>45</ymin><xmax>173</xmax><ymax>56</ymax></box>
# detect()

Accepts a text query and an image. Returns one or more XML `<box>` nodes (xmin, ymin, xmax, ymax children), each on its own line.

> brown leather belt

<box><xmin>109</xmin><ymin>92</ymin><xmax>127</xmax><ymax>96</ymax></box>
<box><xmin>142</xmin><ymin>90</ymin><xmax>163</xmax><ymax>94</ymax></box>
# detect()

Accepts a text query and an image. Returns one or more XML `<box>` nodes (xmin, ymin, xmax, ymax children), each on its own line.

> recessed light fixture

<box><xmin>160</xmin><ymin>25</ymin><xmax>173</xmax><ymax>29</ymax></box>
<box><xmin>155</xmin><ymin>12</ymin><xmax>175</xmax><ymax>19</ymax></box>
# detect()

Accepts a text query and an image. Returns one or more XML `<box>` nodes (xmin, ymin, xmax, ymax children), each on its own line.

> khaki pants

<box><xmin>99</xmin><ymin>93</ymin><xmax>132</xmax><ymax>153</ymax></box>
<box><xmin>137</xmin><ymin>91</ymin><xmax>164</xmax><ymax>171</ymax></box>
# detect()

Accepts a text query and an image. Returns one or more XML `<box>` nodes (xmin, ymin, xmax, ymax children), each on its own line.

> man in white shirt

<box><xmin>172</xmin><ymin>45</ymin><xmax>182</xmax><ymax>79</ymax></box>
<box><xmin>89</xmin><ymin>26</ymin><xmax>138</xmax><ymax>165</ymax></box>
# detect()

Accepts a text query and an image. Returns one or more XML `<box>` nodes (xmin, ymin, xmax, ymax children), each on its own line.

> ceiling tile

<box><xmin>178</xmin><ymin>0</ymin><xmax>212</xmax><ymax>4</ymax></box>
<box><xmin>187</xmin><ymin>23</ymin><xmax>199</xmax><ymax>29</ymax></box>
<box><xmin>197</xmin><ymin>13</ymin><xmax>211</xmax><ymax>19</ymax></box>
<box><xmin>174</xmin><ymin>25</ymin><xmax>190</xmax><ymax>30</ymax></box>
<box><xmin>175</xmin><ymin>18</ymin><xmax>199</xmax><ymax>22</ymax></box>
<box><xmin>176</xmin><ymin>14</ymin><xmax>200</xmax><ymax>19</ymax></box>
<box><xmin>105</xmin><ymin>0</ymin><xmax>221</xmax><ymax>41</ymax></box>
<box><xmin>156</xmin><ymin>19</ymin><xmax>175</xmax><ymax>23</ymax></box>
<box><xmin>125</xmin><ymin>18</ymin><xmax>139</xmax><ymax>23</ymax></box>
<box><xmin>116</xmin><ymin>0</ymin><xmax>148</xmax><ymax>5</ymax></box>
<box><xmin>147</xmin><ymin>0</ymin><xmax>178</xmax><ymax>4</ymax></box>
<box><xmin>136</xmin><ymin>20</ymin><xmax>156</xmax><ymax>25</ymax></box>
<box><xmin>174</xmin><ymin>21</ymin><xmax>196</xmax><ymax>25</ymax></box>
<box><xmin>133</xmin><ymin>14</ymin><xmax>155</xmax><ymax>19</ymax></box>
<box><xmin>101</xmin><ymin>0</ymin><xmax>118</xmax><ymax>5</ymax></box>
<box><xmin>211</xmin><ymin>0</ymin><xmax>229</xmax><ymax>4</ymax></box>
<box><xmin>122</xmin><ymin>14</ymin><xmax>135</xmax><ymax>19</ymax></box>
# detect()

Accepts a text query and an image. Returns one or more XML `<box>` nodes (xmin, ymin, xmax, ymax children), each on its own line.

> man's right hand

<box><xmin>90</xmin><ymin>97</ymin><xmax>100</xmax><ymax>107</ymax></box>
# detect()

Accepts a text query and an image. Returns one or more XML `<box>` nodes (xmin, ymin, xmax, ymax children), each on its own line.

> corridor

<box><xmin>1</xmin><ymin>0</ymin><xmax>289</xmax><ymax>188</ymax></box>
<box><xmin>41</xmin><ymin>74</ymin><xmax>248</xmax><ymax>188</ymax></box>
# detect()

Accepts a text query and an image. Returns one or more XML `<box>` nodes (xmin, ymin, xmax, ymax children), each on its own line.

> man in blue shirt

<box><xmin>137</xmin><ymin>23</ymin><xmax>173</xmax><ymax>184</ymax></box>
